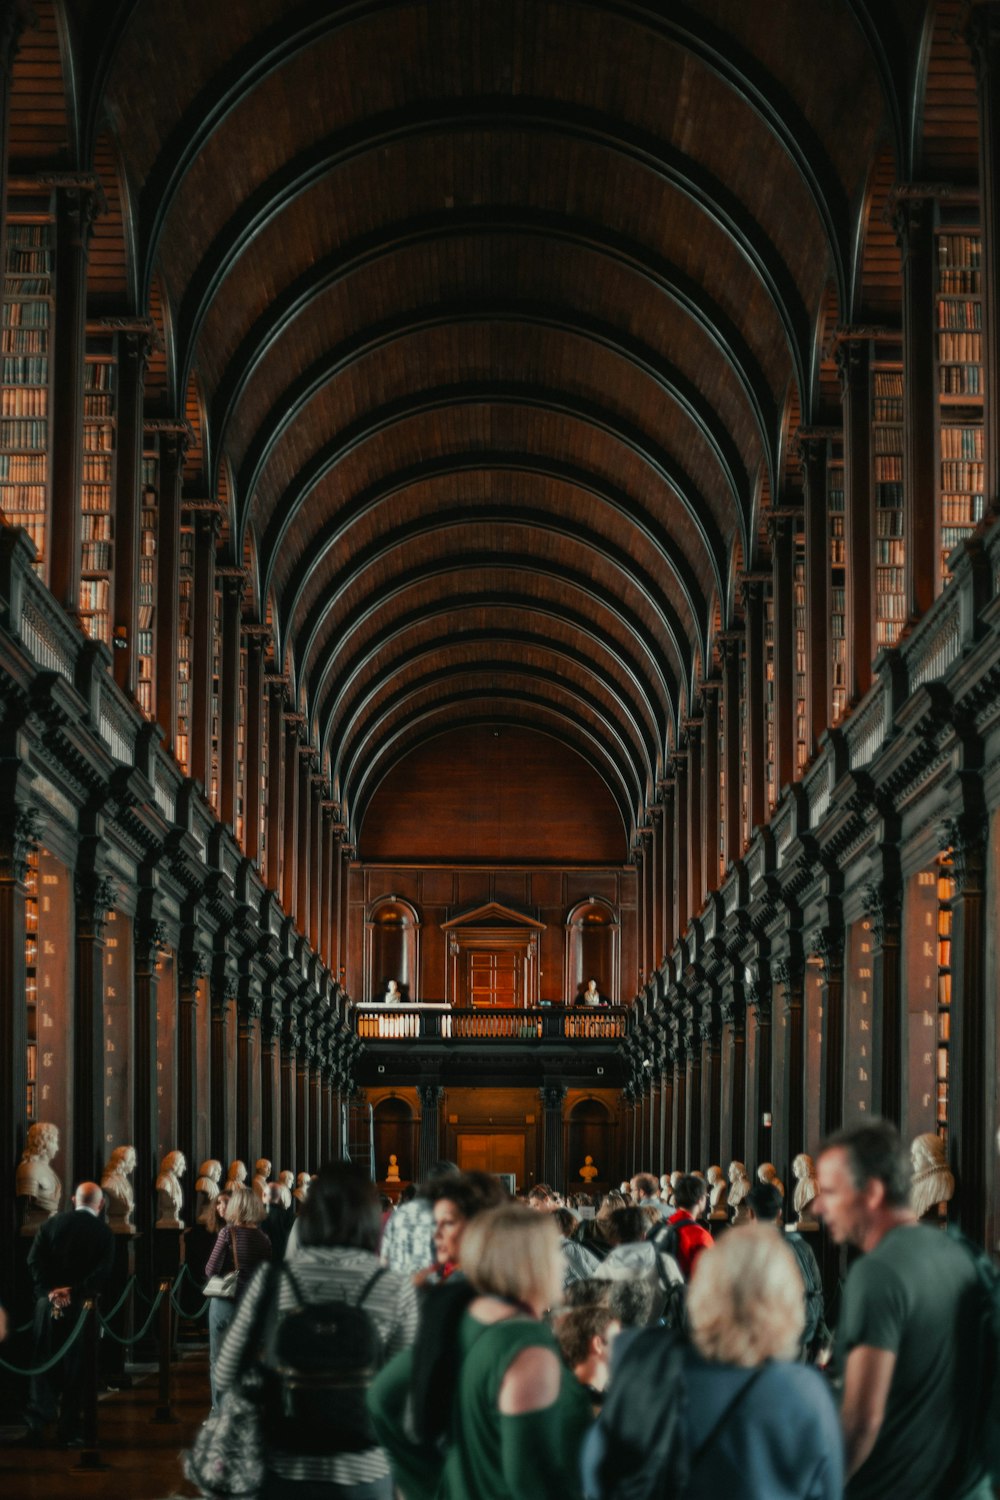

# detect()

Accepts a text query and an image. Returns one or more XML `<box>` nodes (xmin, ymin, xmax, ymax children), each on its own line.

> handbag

<box><xmin>203</xmin><ymin>1227</ymin><xmax>240</xmax><ymax>1300</ymax></box>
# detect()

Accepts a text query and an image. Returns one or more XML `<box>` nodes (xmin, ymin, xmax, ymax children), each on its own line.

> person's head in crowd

<box><xmin>551</xmin><ymin>1206</ymin><xmax>578</xmax><ymax>1239</ymax></box>
<box><xmin>263</xmin><ymin>1182</ymin><xmax>282</xmax><ymax>1207</ymax></box>
<box><xmin>607</xmin><ymin>1206</ymin><xmax>648</xmax><ymax>1246</ymax></box>
<box><xmin>604</xmin><ymin>1278</ymin><xmax>655</xmax><ymax>1328</ymax></box>
<box><xmin>553</xmin><ymin>1303</ymin><xmax>621</xmax><ymax>1394</ymax></box>
<box><xmin>419</xmin><ymin>1161</ymin><xmax>459</xmax><ymax>1202</ymax></box>
<box><xmin>596</xmin><ymin>1189</ymin><xmax>626</xmax><ymax>1221</ymax></box>
<box><xmin>213</xmin><ymin>1190</ymin><xmax>231</xmax><ymax>1229</ymax></box>
<box><xmin>746</xmin><ymin>1181</ymin><xmax>784</xmax><ymax>1225</ymax></box>
<box><xmin>687</xmin><ymin>1222</ymin><xmax>803</xmax><ymax>1367</ymax></box>
<box><xmin>816</xmin><ymin>1118</ymin><xmax>913</xmax><ymax>1250</ymax></box>
<box><xmin>74</xmin><ymin>1181</ymin><xmax>104</xmax><ymax>1213</ymax></box>
<box><xmin>379</xmin><ymin>1193</ymin><xmax>393</xmax><ymax>1214</ymax></box>
<box><xmin>461</xmin><ymin>1204</ymin><xmax>562</xmax><ymax>1316</ymax></box>
<box><xmin>225</xmin><ymin>1183</ymin><xmax>266</xmax><ymax>1226</ymax></box>
<box><xmin>298</xmin><ymin>1159</ymin><xmax>382</xmax><ymax>1253</ymax></box>
<box><xmin>400</xmin><ymin>1183</ymin><xmax>417</xmax><ymax>1205</ymax></box>
<box><xmin>432</xmin><ymin>1170</ymin><xmax>508</xmax><ymax>1271</ymax></box>
<box><xmin>674</xmin><ymin>1173</ymin><xmax>709</xmax><ymax>1217</ymax></box>
<box><xmin>640</xmin><ymin>1203</ymin><xmax>662</xmax><ymax>1233</ymax></box>
<box><xmin>630</xmin><ymin>1172</ymin><xmax>659</xmax><ymax>1203</ymax></box>
<box><xmin>559</xmin><ymin>1278</ymin><xmax>613</xmax><ymax>1311</ymax></box>
<box><xmin>527</xmin><ymin>1184</ymin><xmax>554</xmax><ymax>1210</ymax></box>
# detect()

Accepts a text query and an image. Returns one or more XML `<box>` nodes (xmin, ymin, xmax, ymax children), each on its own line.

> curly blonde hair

<box><xmin>686</xmin><ymin>1223</ymin><xmax>804</xmax><ymax>1367</ymax></box>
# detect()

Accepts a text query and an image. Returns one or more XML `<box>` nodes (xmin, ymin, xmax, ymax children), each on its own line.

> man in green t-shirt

<box><xmin>816</xmin><ymin>1119</ymin><xmax>991</xmax><ymax>1500</ymax></box>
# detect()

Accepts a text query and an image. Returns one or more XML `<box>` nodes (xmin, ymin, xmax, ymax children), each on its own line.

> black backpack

<box><xmin>258</xmin><ymin>1263</ymin><xmax>387</xmax><ymax>1455</ymax></box>
<box><xmin>784</xmin><ymin>1231</ymin><xmax>826</xmax><ymax>1355</ymax></box>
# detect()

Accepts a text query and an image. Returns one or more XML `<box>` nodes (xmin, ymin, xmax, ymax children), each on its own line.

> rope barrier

<box><xmin>0</xmin><ymin>1303</ymin><xmax>90</xmax><ymax>1377</ymax></box>
<box><xmin>97</xmin><ymin>1285</ymin><xmax>166</xmax><ymax>1346</ymax></box>
<box><xmin>100</xmin><ymin>1273</ymin><xmax>136</xmax><ymax>1321</ymax></box>
<box><xmin>170</xmin><ymin>1287</ymin><xmax>209</xmax><ymax>1320</ymax></box>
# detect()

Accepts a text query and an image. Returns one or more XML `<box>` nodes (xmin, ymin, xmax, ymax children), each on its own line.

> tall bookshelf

<box><xmin>137</xmin><ymin>435</ymin><xmax>159</xmax><ymax>719</ymax></box>
<box><xmin>235</xmin><ymin>636</ymin><xmax>247</xmax><ymax>846</ymax></box>
<box><xmin>79</xmin><ymin>333</ymin><xmax>117</xmax><ymax>645</ymax></box>
<box><xmin>936</xmin><ymin>855</ymin><xmax>954</xmax><ymax>1146</ymax></box>
<box><xmin>764</xmin><ymin>583</ymin><xmax>776</xmax><ymax>812</ymax></box>
<box><xmin>210</xmin><ymin>584</ymin><xmax>222</xmax><ymax>812</ymax></box>
<box><xmin>793</xmin><ymin>518</ymin><xmax>807</xmax><ymax>773</ymax></box>
<box><xmin>827</xmin><ymin>439</ymin><xmax>847</xmax><ymax>724</ymax></box>
<box><xmin>872</xmin><ymin>346</ymin><xmax>905</xmax><ymax>650</ymax></box>
<box><xmin>1</xmin><ymin>197</ymin><xmax>55</xmax><ymax>576</ymax></box>
<box><xmin>25</xmin><ymin>846</ymin><xmax>38</xmax><ymax>1122</ymax></box>
<box><xmin>935</xmin><ymin>218</ymin><xmax>984</xmax><ymax>584</ymax></box>
<box><xmin>176</xmin><ymin>522</ymin><xmax>194</xmax><ymax>773</ymax></box>
<box><xmin>716</xmin><ymin>684</ymin><xmax>726</xmax><ymax>881</ymax></box>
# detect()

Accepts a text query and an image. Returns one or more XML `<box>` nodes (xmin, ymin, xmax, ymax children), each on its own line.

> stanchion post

<box><xmin>152</xmin><ymin>1279</ymin><xmax>177</xmax><ymax>1424</ymax></box>
<box><xmin>74</xmin><ymin>1299</ymin><xmax>109</xmax><ymax>1473</ymax></box>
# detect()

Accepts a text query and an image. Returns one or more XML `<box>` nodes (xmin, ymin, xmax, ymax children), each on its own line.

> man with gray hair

<box><xmin>24</xmin><ymin>1182</ymin><xmax>115</xmax><ymax>1446</ymax></box>
<box><xmin>816</xmin><ymin>1119</ymin><xmax>990</xmax><ymax>1499</ymax></box>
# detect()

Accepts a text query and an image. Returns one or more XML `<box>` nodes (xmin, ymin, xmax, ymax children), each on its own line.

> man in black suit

<box><xmin>259</xmin><ymin>1181</ymin><xmax>297</xmax><ymax>1261</ymax></box>
<box><xmin>25</xmin><ymin>1181</ymin><xmax>115</xmax><ymax>1445</ymax></box>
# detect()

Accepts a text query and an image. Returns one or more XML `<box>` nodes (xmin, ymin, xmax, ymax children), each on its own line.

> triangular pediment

<box><xmin>441</xmin><ymin>901</ymin><xmax>546</xmax><ymax>932</ymax></box>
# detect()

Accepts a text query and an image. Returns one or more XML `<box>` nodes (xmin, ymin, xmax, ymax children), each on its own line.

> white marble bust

<box><xmin>196</xmin><ymin>1159</ymin><xmax>222</xmax><ymax>1227</ymax></box>
<box><xmin>707</xmin><ymin>1164</ymin><xmax>729</xmax><ymax>1220</ymax></box>
<box><xmin>582</xmin><ymin>979</ymin><xmax>603</xmax><ymax>1006</ymax></box>
<box><xmin>252</xmin><ymin>1158</ymin><xmax>272</xmax><ymax>1200</ymax></box>
<box><xmin>791</xmin><ymin>1153</ymin><xmax>820</xmax><ymax>1229</ymax></box>
<box><xmin>101</xmin><ymin>1144</ymin><xmax>137</xmax><ymax>1232</ymax></box>
<box><xmin>910</xmin><ymin>1132</ymin><xmax>955</xmax><ymax>1223</ymax></box>
<box><xmin>757</xmin><ymin>1161</ymin><xmax>785</xmax><ymax>1198</ymax></box>
<box><xmin>17</xmin><ymin>1121</ymin><xmax>62</xmax><ymax>1235</ymax></box>
<box><xmin>155</xmin><ymin>1149</ymin><xmax>186</xmax><ymax>1228</ymax></box>
<box><xmin>224</xmin><ymin>1159</ymin><xmax>247</xmax><ymax>1193</ymax></box>
<box><xmin>294</xmin><ymin>1171</ymin><xmax>311</xmax><ymax>1204</ymax></box>
<box><xmin>383</xmin><ymin>979</ymin><xmax>402</xmax><ymax>1005</ymax></box>
<box><xmin>727</xmin><ymin>1160</ymin><xmax>751</xmax><ymax>1224</ymax></box>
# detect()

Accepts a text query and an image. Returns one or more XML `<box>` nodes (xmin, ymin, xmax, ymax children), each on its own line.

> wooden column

<box><xmin>260</xmin><ymin>1007</ymin><xmax>277</xmax><ymax>1167</ymax></box>
<box><xmin>218</xmin><ymin>572</ymin><xmax>244</xmax><ymax>830</ymax></box>
<box><xmin>890</xmin><ymin>192</ymin><xmax>938</xmax><ymax>617</ymax></box>
<box><xmin>701</xmin><ymin>683</ymin><xmax>720</xmax><ymax>894</ymax></box>
<box><xmin>340</xmin><ymin>843</ymin><xmax>353</xmax><ymax>991</ymax></box>
<box><xmin>687</xmin><ymin>1017</ymin><xmax>703</xmax><ymax>1170</ymax></box>
<box><xmin>265</xmin><ymin>681</ymin><xmax>287</xmax><ymax>892</ymax></box>
<box><xmin>818</xmin><ymin>926</ymin><xmax>846</xmax><ymax>1137</ymax></box>
<box><xmin>719</xmin><ymin>635</ymin><xmax>742</xmax><ymax>866</ymax></box>
<box><xmin>236</xmin><ymin>998</ymin><xmax>256</xmax><ymax>1162</ymax></box>
<box><xmin>650</xmin><ymin>807</ymin><xmax>664</xmax><ymax>971</ymax></box>
<box><xmin>417</xmin><ymin>1082</ymin><xmax>443</xmax><ymax>1180</ymax></box>
<box><xmin>672</xmin><ymin>1036</ymin><xmax>687</xmax><ymax>1169</ymax></box>
<box><xmin>111</xmin><ymin>328</ymin><xmax>149</xmax><ymax>696</ymax></box>
<box><xmin>308</xmin><ymin>1042</ymin><xmax>321</xmax><ymax>1172</ymax></box>
<box><xmin>133</xmin><ymin>916</ymin><xmax>163</xmax><ymax>1277</ymax></box>
<box><xmin>838</xmin><ymin>335</ymin><xmax>875</xmax><ymax>703</ymax></box>
<box><xmin>865</xmin><ymin>877</ymin><xmax>903</xmax><ymax>1126</ymax></box>
<box><xmin>777</xmin><ymin>957</ymin><xmax>805</xmax><ymax>1184</ymax></box>
<box><xmin>154</xmin><ymin>428</ymin><xmax>186</xmax><ymax>748</ymax></box>
<box><xmin>686</xmin><ymin>720</ymin><xmax>703</xmax><ymax>919</ymax></box>
<box><xmin>752</xmin><ymin>985</ymin><xmax>773</xmax><ymax>1168</ymax></box>
<box><xmin>0</xmin><ymin>798</ymin><xmax>39</xmax><ymax>1290</ymax></box>
<box><xmin>741</xmin><ymin>578</ymin><xmax>767</xmax><ymax>834</ymax></box>
<box><xmin>309</xmin><ymin>778</ymin><xmax>323</xmax><ymax>954</ymax></box>
<box><xmin>769</xmin><ymin>512</ymin><xmax>797</xmax><ymax>795</ymax></box>
<box><xmin>659</xmin><ymin>1057</ymin><xmax>674</xmax><ymax>1172</ymax></box>
<box><xmin>541</xmin><ymin>1084</ymin><xmax>567</xmax><ymax>1189</ymax></box>
<box><xmin>797</xmin><ymin>432</ymin><xmax>834</xmax><ymax>759</ymax></box>
<box><xmin>243</xmin><ymin>634</ymin><xmax>266</xmax><ymax>864</ymax></box>
<box><xmin>280</xmin><ymin>1015</ymin><xmax>297</xmax><ymax>1174</ymax></box>
<box><xmin>320</xmin><ymin>807</ymin><xmax>335</xmax><ymax>969</ymax></box>
<box><xmin>73</xmin><ymin>871</ymin><xmax>116</xmax><ymax>1183</ymax></box>
<box><xmin>945</xmin><ymin>819</ymin><xmax>987</xmax><ymax>1243</ymax></box>
<box><xmin>296</xmin><ymin>748</ymin><xmax>311</xmax><ymax>936</ymax></box>
<box><xmin>968</xmin><ymin>3</ymin><xmax>1000</xmax><ymax>513</ymax></box>
<box><xmin>210</xmin><ymin>983</ymin><xmax>233</xmax><ymax>1167</ymax></box>
<box><xmin>729</xmin><ymin>990</ymin><xmax>747</xmax><ymax>1165</ymax></box>
<box><xmin>296</xmin><ymin>1040</ymin><xmax>309</xmax><ymax>1174</ymax></box>
<box><xmin>660</xmin><ymin>781</ymin><xmax>675</xmax><ymax>957</ymax></box>
<box><xmin>706</xmin><ymin>1006</ymin><xmax>722</xmax><ymax>1165</ymax></box>
<box><xmin>190</xmin><ymin>512</ymin><xmax>218</xmax><ymax>789</ymax></box>
<box><xmin>642</xmin><ymin>833</ymin><xmax>655</xmax><ymax>982</ymax></box>
<box><xmin>49</xmin><ymin>183</ymin><xmax>97</xmax><ymax>617</ymax></box>
<box><xmin>331</xmin><ymin>826</ymin><xmax>344</xmax><ymax>983</ymax></box>
<box><xmin>0</xmin><ymin>7</ymin><xmax>32</xmax><ymax>275</ymax></box>
<box><xmin>673</xmin><ymin>749</ymin><xmax>689</xmax><ymax>938</ymax></box>
<box><xmin>281</xmin><ymin>720</ymin><xmax>300</xmax><ymax>918</ymax></box>
<box><xmin>176</xmin><ymin>950</ymin><xmax>203</xmax><ymax>1224</ymax></box>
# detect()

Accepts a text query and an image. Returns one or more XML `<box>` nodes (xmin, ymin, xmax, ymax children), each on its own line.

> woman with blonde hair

<box><xmin>203</xmin><ymin>1182</ymin><xmax>271</xmax><ymax>1409</ymax></box>
<box><xmin>369</xmin><ymin>1203</ymin><xmax>592</xmax><ymax>1499</ymax></box>
<box><xmin>582</xmin><ymin>1224</ymin><xmax>842</xmax><ymax>1499</ymax></box>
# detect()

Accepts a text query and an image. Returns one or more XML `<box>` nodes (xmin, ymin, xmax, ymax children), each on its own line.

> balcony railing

<box><xmin>353</xmin><ymin>1003</ymin><xmax>627</xmax><ymax>1042</ymax></box>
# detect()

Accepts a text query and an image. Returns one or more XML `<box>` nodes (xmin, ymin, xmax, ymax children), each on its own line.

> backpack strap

<box><xmin>688</xmin><ymin>1366</ymin><xmax>766</xmax><ymax>1470</ymax></box>
<box><xmin>355</xmin><ymin>1264</ymin><xmax>387</xmax><ymax>1308</ymax></box>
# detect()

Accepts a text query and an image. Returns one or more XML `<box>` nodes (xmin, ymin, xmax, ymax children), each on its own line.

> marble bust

<box><xmin>579</xmin><ymin>1155</ymin><xmax>598</xmax><ymax>1184</ymax></box>
<box><xmin>294</xmin><ymin>1172</ymin><xmax>311</xmax><ymax>1204</ymax></box>
<box><xmin>224</xmin><ymin>1159</ymin><xmax>247</xmax><ymax>1193</ymax></box>
<box><xmin>727</xmin><ymin>1160</ymin><xmax>751</xmax><ymax>1224</ymax></box>
<box><xmin>253</xmin><ymin>1158</ymin><xmax>272</xmax><ymax>1200</ymax></box>
<box><xmin>17</xmin><ymin>1122</ymin><xmax>63</xmax><ymax>1235</ymax></box>
<box><xmin>196</xmin><ymin>1159</ymin><xmax>222</xmax><ymax>1228</ymax></box>
<box><xmin>155</xmin><ymin>1149</ymin><xmax>186</xmax><ymax>1228</ymax></box>
<box><xmin>581</xmin><ymin>979</ymin><xmax>604</xmax><ymax>1006</ymax></box>
<box><xmin>757</xmin><ymin>1161</ymin><xmax>785</xmax><ymax>1198</ymax></box>
<box><xmin>101</xmin><ymin>1144</ymin><xmax>137</xmax><ymax>1233</ymax></box>
<box><xmin>791</xmin><ymin>1153</ymin><xmax>820</xmax><ymax>1229</ymax></box>
<box><xmin>383</xmin><ymin>979</ymin><xmax>402</xmax><ymax>1005</ymax></box>
<box><xmin>910</xmin><ymin>1132</ymin><xmax>955</xmax><ymax>1223</ymax></box>
<box><xmin>707</xmin><ymin>1164</ymin><xmax>729</xmax><ymax>1221</ymax></box>
<box><xmin>386</xmin><ymin>1154</ymin><xmax>400</xmax><ymax>1182</ymax></box>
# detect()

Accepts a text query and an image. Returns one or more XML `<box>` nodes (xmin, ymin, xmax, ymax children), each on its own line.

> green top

<box><xmin>837</xmin><ymin>1223</ymin><xmax>989</xmax><ymax>1500</ymax></box>
<box><xmin>368</xmin><ymin>1311</ymin><xmax>592</xmax><ymax>1500</ymax></box>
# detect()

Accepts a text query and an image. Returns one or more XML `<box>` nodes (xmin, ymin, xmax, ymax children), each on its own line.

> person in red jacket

<box><xmin>661</xmin><ymin>1174</ymin><xmax>714</xmax><ymax>1279</ymax></box>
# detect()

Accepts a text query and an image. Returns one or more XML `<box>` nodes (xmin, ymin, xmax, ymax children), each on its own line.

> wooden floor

<box><xmin>0</xmin><ymin>1352</ymin><xmax>208</xmax><ymax>1499</ymax></box>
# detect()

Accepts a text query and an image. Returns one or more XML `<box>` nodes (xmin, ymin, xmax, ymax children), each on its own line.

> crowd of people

<box><xmin>6</xmin><ymin>1120</ymin><xmax>996</xmax><ymax>1500</ymax></box>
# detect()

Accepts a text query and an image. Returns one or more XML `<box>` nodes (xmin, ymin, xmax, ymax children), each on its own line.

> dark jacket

<box><xmin>28</xmin><ymin>1207</ymin><xmax>115</xmax><ymax>1302</ymax></box>
<box><xmin>260</xmin><ymin>1202</ymin><xmax>297</xmax><ymax>1261</ymax></box>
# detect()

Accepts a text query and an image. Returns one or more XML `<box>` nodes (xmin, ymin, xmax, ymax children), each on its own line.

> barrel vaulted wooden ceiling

<box><xmin>12</xmin><ymin>0</ymin><xmax>973</xmax><ymax>844</ymax></box>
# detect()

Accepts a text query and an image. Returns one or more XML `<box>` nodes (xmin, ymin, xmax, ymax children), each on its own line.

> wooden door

<box><xmin>467</xmin><ymin>950</ymin><xmax>520</xmax><ymax>1007</ymax></box>
<box><xmin>456</xmin><ymin>1132</ymin><xmax>526</xmax><ymax>1184</ymax></box>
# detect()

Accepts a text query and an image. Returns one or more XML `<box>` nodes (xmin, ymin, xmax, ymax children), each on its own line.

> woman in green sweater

<box><xmin>368</xmin><ymin>1204</ymin><xmax>592</xmax><ymax>1500</ymax></box>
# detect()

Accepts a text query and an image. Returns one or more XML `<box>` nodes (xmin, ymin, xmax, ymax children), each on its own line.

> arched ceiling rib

<box><xmin>87</xmin><ymin>0</ymin><xmax>895</xmax><ymax>844</ymax></box>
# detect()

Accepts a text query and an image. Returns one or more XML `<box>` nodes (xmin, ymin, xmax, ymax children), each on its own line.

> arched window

<box><xmin>365</xmin><ymin>897</ymin><xmax>421</xmax><ymax>1002</ymax></box>
<box><xmin>564</xmin><ymin>899</ymin><xmax>619</xmax><ymax>1004</ymax></box>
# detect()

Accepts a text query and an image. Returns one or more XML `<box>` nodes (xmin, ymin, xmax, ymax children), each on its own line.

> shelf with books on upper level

<box><xmin>137</xmin><ymin>435</ymin><xmax>159</xmax><ymax>720</ymax></box>
<box><xmin>0</xmin><ymin>197</ymin><xmax>55</xmax><ymax>576</ymax></box>
<box><xmin>827</xmin><ymin>438</ymin><xmax>846</xmax><ymax>725</ymax></box>
<box><xmin>79</xmin><ymin>332</ymin><xmax>117</xmax><ymax>646</ymax></box>
<box><xmin>935</xmin><ymin>217</ymin><xmax>984</xmax><ymax>584</ymax></box>
<box><xmin>872</xmin><ymin>345</ymin><xmax>906</xmax><ymax>650</ymax></box>
<box><xmin>176</xmin><ymin>521</ymin><xmax>194</xmax><ymax>775</ymax></box>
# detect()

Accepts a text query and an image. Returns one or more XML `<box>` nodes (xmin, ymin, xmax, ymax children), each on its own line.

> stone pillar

<box><xmin>796</xmin><ymin>432</ymin><xmax>833</xmax><ymax>758</ymax></box>
<box><xmin>837</xmin><ymin>335</ymin><xmax>874</xmax><ymax>703</ymax></box>
<box><xmin>890</xmin><ymin>192</ymin><xmax>937</xmax><ymax>617</ymax></box>
<box><xmin>741</xmin><ymin>578</ymin><xmax>767</xmax><ymax>834</ymax></box>
<box><xmin>719</xmin><ymin>634</ymin><xmax>742</xmax><ymax>866</ymax></box>
<box><xmin>0</xmin><ymin>798</ymin><xmax>40</xmax><ymax>1290</ymax></box>
<box><xmin>944</xmin><ymin>817</ymin><xmax>987</xmax><ymax>1243</ymax></box>
<box><xmin>111</xmin><ymin>328</ymin><xmax>150</xmax><ymax>696</ymax></box>
<box><xmin>686</xmin><ymin>719</ymin><xmax>703</xmax><ymax>919</ymax></box>
<box><xmin>49</xmin><ymin>182</ymin><xmax>98</xmax><ymax>616</ymax></box>
<box><xmin>417</xmin><ymin>1083</ymin><xmax>443</xmax><ymax>1180</ymax></box>
<box><xmin>74</xmin><ymin>872</ymin><xmax>116</xmax><ymax>1184</ymax></box>
<box><xmin>218</xmin><ymin>572</ymin><xmax>244</xmax><ymax>830</ymax></box>
<box><xmin>154</xmin><ymin>429</ymin><xmax>186</xmax><ymax>748</ymax></box>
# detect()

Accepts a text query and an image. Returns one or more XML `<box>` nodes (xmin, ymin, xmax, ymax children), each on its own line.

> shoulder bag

<box><xmin>204</xmin><ymin>1227</ymin><xmax>240</xmax><ymax>1300</ymax></box>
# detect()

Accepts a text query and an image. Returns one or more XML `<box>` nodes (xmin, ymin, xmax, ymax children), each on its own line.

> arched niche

<box><xmin>566</xmin><ymin>1097</ymin><xmax>614</xmax><ymax>1192</ymax></box>
<box><xmin>564</xmin><ymin>898</ymin><xmax>619</xmax><ymax>1004</ymax></box>
<box><xmin>365</xmin><ymin>896</ymin><xmax>421</xmax><ymax>1002</ymax></box>
<box><xmin>372</xmin><ymin>1095</ymin><xmax>417</xmax><ymax>1188</ymax></box>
